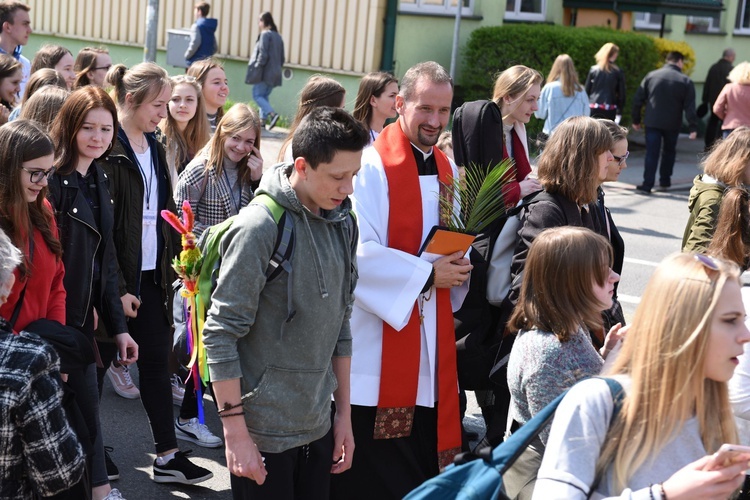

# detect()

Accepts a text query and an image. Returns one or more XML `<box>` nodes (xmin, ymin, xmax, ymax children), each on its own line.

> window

<box><xmin>634</xmin><ymin>12</ymin><xmax>664</xmax><ymax>30</ymax></box>
<box><xmin>505</xmin><ymin>0</ymin><xmax>546</xmax><ymax>21</ymax></box>
<box><xmin>686</xmin><ymin>13</ymin><xmax>720</xmax><ymax>33</ymax></box>
<box><xmin>736</xmin><ymin>0</ymin><xmax>750</xmax><ymax>32</ymax></box>
<box><xmin>399</xmin><ymin>0</ymin><xmax>474</xmax><ymax>16</ymax></box>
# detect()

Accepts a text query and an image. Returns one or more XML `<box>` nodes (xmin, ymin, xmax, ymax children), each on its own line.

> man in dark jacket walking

<box><xmin>632</xmin><ymin>51</ymin><xmax>698</xmax><ymax>194</ymax></box>
<box><xmin>184</xmin><ymin>2</ymin><xmax>218</xmax><ymax>67</ymax></box>
<box><xmin>701</xmin><ymin>48</ymin><xmax>735</xmax><ymax>151</ymax></box>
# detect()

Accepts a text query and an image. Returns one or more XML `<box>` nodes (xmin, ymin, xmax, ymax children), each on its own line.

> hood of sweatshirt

<box><xmin>687</xmin><ymin>174</ymin><xmax>725</xmax><ymax>214</ymax></box>
<box><xmin>255</xmin><ymin>162</ymin><xmax>353</xmax><ymax>301</ymax></box>
<box><xmin>197</xmin><ymin>17</ymin><xmax>218</xmax><ymax>31</ymax></box>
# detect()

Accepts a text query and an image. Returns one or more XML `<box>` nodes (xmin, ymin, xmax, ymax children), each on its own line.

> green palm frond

<box><xmin>439</xmin><ymin>158</ymin><xmax>516</xmax><ymax>234</ymax></box>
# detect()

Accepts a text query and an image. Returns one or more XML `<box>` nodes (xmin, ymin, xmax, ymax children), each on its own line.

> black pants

<box><xmin>229</xmin><ymin>427</ymin><xmax>333</xmax><ymax>500</ymax></box>
<box><xmin>98</xmin><ymin>271</ymin><xmax>178</xmax><ymax>453</ymax></box>
<box><xmin>329</xmin><ymin>405</ymin><xmax>439</xmax><ymax>500</ymax></box>
<box><xmin>705</xmin><ymin>112</ymin><xmax>723</xmax><ymax>150</ymax></box>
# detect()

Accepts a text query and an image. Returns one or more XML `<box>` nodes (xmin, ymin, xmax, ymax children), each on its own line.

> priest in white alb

<box><xmin>329</xmin><ymin>61</ymin><xmax>472</xmax><ymax>500</ymax></box>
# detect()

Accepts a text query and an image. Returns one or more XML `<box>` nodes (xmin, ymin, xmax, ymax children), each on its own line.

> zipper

<box><xmin>69</xmin><ymin>212</ymin><xmax>102</xmax><ymax>326</ymax></box>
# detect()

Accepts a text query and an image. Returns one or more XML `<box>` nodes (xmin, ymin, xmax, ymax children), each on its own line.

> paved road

<box><xmin>99</xmin><ymin>128</ymin><xmax>706</xmax><ymax>498</ymax></box>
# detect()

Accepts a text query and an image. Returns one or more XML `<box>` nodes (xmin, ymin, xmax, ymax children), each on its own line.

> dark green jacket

<box><xmin>682</xmin><ymin>174</ymin><xmax>725</xmax><ymax>253</ymax></box>
<box><xmin>98</xmin><ymin>130</ymin><xmax>180</xmax><ymax>320</ymax></box>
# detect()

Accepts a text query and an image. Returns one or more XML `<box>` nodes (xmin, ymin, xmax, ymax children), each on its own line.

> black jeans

<box><xmin>229</xmin><ymin>427</ymin><xmax>333</xmax><ymax>500</ymax></box>
<box><xmin>99</xmin><ymin>271</ymin><xmax>178</xmax><ymax>454</ymax></box>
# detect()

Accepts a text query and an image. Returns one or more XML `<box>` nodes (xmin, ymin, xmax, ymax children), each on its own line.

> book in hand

<box><xmin>417</xmin><ymin>226</ymin><xmax>475</xmax><ymax>263</ymax></box>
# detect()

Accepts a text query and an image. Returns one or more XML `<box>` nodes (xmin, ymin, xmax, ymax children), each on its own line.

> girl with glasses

<box><xmin>534</xmin><ymin>253</ymin><xmax>750</xmax><ymax>499</ymax></box>
<box><xmin>73</xmin><ymin>47</ymin><xmax>112</xmax><ymax>89</ymax></box>
<box><xmin>0</xmin><ymin>119</ymin><xmax>62</xmax><ymax>331</ymax></box>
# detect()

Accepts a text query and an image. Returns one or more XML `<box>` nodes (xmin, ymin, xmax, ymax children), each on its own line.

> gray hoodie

<box><xmin>203</xmin><ymin>163</ymin><xmax>357</xmax><ymax>453</ymax></box>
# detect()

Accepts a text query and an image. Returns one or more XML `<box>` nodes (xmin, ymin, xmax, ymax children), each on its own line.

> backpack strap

<box><xmin>251</xmin><ymin>193</ymin><xmax>297</xmax><ymax>322</ymax></box>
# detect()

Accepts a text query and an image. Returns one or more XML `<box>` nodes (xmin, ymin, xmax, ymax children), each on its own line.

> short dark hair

<box><xmin>293</xmin><ymin>107</ymin><xmax>369</xmax><ymax>169</ymax></box>
<box><xmin>0</xmin><ymin>2</ymin><xmax>29</xmax><ymax>27</ymax></box>
<box><xmin>666</xmin><ymin>51</ymin><xmax>684</xmax><ymax>63</ymax></box>
<box><xmin>195</xmin><ymin>2</ymin><xmax>210</xmax><ymax>17</ymax></box>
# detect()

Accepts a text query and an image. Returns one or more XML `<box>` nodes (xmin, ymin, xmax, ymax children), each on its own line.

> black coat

<box><xmin>702</xmin><ymin>58</ymin><xmax>733</xmax><ymax>106</ymax></box>
<box><xmin>585</xmin><ymin>65</ymin><xmax>626</xmax><ymax>111</ymax></box>
<box><xmin>98</xmin><ymin>130</ymin><xmax>179</xmax><ymax>320</ymax></box>
<box><xmin>632</xmin><ymin>63</ymin><xmax>698</xmax><ymax>132</ymax></box>
<box><xmin>47</xmin><ymin>163</ymin><xmax>128</xmax><ymax>338</ymax></box>
<box><xmin>452</xmin><ymin>99</ymin><xmax>504</xmax><ymax>173</ymax></box>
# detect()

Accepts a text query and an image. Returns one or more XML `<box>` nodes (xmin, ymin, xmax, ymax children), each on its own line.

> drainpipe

<box><xmin>449</xmin><ymin>2</ymin><xmax>462</xmax><ymax>80</ymax></box>
<box><xmin>612</xmin><ymin>0</ymin><xmax>622</xmax><ymax>29</ymax></box>
<box><xmin>380</xmin><ymin>0</ymin><xmax>398</xmax><ymax>72</ymax></box>
<box><xmin>145</xmin><ymin>0</ymin><xmax>158</xmax><ymax>62</ymax></box>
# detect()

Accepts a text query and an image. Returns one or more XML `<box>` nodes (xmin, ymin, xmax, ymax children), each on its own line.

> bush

<box><xmin>458</xmin><ymin>24</ymin><xmax>665</xmax><ymax>142</ymax></box>
<box><xmin>651</xmin><ymin>38</ymin><xmax>696</xmax><ymax>76</ymax></box>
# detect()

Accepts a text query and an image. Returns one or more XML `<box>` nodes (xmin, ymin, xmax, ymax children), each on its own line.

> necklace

<box><xmin>129</xmin><ymin>133</ymin><xmax>148</xmax><ymax>152</ymax></box>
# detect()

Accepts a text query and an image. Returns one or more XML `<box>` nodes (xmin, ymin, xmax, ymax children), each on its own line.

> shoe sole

<box><xmin>107</xmin><ymin>371</ymin><xmax>141</xmax><ymax>399</ymax></box>
<box><xmin>267</xmin><ymin>114</ymin><xmax>279</xmax><ymax>130</ymax></box>
<box><xmin>152</xmin><ymin>469</ymin><xmax>213</xmax><ymax>485</ymax></box>
<box><xmin>107</xmin><ymin>473</ymin><xmax>120</xmax><ymax>481</ymax></box>
<box><xmin>175</xmin><ymin>426</ymin><xmax>224</xmax><ymax>448</ymax></box>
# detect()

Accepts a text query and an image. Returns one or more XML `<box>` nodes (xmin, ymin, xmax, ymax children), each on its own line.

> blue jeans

<box><xmin>642</xmin><ymin>127</ymin><xmax>679</xmax><ymax>190</ymax></box>
<box><xmin>252</xmin><ymin>82</ymin><xmax>275</xmax><ymax>121</ymax></box>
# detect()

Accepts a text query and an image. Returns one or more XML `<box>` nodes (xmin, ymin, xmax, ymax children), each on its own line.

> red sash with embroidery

<box><xmin>372</xmin><ymin>121</ymin><xmax>461</xmax><ymax>469</ymax></box>
<box><xmin>502</xmin><ymin>128</ymin><xmax>532</xmax><ymax>207</ymax></box>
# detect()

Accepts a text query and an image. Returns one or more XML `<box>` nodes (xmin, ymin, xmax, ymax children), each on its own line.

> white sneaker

<box><xmin>175</xmin><ymin>418</ymin><xmax>223</xmax><ymax>448</ymax></box>
<box><xmin>103</xmin><ymin>488</ymin><xmax>125</xmax><ymax>500</ymax></box>
<box><xmin>171</xmin><ymin>374</ymin><xmax>185</xmax><ymax>406</ymax></box>
<box><xmin>107</xmin><ymin>362</ymin><xmax>140</xmax><ymax>399</ymax></box>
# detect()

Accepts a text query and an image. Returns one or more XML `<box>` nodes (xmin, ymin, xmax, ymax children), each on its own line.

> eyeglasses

<box><xmin>612</xmin><ymin>151</ymin><xmax>629</xmax><ymax>166</ymax></box>
<box><xmin>93</xmin><ymin>65</ymin><xmax>111</xmax><ymax>71</ymax></box>
<box><xmin>21</xmin><ymin>166</ymin><xmax>56</xmax><ymax>184</ymax></box>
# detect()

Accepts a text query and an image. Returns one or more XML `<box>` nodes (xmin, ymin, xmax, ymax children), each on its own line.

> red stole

<box><xmin>502</xmin><ymin>128</ymin><xmax>532</xmax><ymax>207</ymax></box>
<box><xmin>372</xmin><ymin>121</ymin><xmax>461</xmax><ymax>469</ymax></box>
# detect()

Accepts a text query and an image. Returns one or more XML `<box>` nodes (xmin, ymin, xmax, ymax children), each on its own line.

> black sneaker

<box><xmin>152</xmin><ymin>450</ymin><xmax>213</xmax><ymax>485</ymax></box>
<box><xmin>634</xmin><ymin>185</ymin><xmax>652</xmax><ymax>194</ymax></box>
<box><xmin>104</xmin><ymin>446</ymin><xmax>120</xmax><ymax>481</ymax></box>
<box><xmin>266</xmin><ymin>112</ymin><xmax>280</xmax><ymax>130</ymax></box>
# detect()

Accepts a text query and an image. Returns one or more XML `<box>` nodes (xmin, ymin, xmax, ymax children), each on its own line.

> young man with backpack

<box><xmin>202</xmin><ymin>106</ymin><xmax>369</xmax><ymax>499</ymax></box>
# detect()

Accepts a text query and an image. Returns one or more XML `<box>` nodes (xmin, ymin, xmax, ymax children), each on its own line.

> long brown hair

<box><xmin>708</xmin><ymin>187</ymin><xmax>750</xmax><ymax>271</ymax></box>
<box><xmin>352</xmin><ymin>72</ymin><xmax>398</xmax><ymax>131</ymax></box>
<box><xmin>0</xmin><ymin>120</ymin><xmax>60</xmax><ymax>276</ymax></box>
<box><xmin>187</xmin><ymin>57</ymin><xmax>226</xmax><ymax>121</ymax></box>
<box><xmin>30</xmin><ymin>44</ymin><xmax>72</xmax><ymax>73</ymax></box>
<box><xmin>279</xmin><ymin>75</ymin><xmax>345</xmax><ymax>161</ymax></box>
<box><xmin>159</xmin><ymin>75</ymin><xmax>211</xmax><ymax>176</ymax></box>
<box><xmin>50</xmin><ymin>86</ymin><xmax>119</xmax><ymax>176</ymax></box>
<box><xmin>702</xmin><ymin>126</ymin><xmax>750</xmax><ymax>186</ymax></box>
<box><xmin>537</xmin><ymin>116</ymin><xmax>613</xmax><ymax>205</ymax></box>
<box><xmin>508</xmin><ymin>226</ymin><xmax>612</xmax><ymax>340</ymax></box>
<box><xmin>20</xmin><ymin>68</ymin><xmax>66</xmax><ymax>106</ymax></box>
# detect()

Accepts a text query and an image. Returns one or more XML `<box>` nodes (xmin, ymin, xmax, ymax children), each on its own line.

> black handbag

<box><xmin>245</xmin><ymin>63</ymin><xmax>263</xmax><ymax>85</ymax></box>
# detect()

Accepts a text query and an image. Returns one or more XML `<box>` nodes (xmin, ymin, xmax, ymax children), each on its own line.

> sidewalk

<box><xmin>610</xmin><ymin>129</ymin><xmax>704</xmax><ymax>192</ymax></box>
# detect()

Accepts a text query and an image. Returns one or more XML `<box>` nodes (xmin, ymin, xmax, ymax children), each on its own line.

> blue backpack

<box><xmin>404</xmin><ymin>378</ymin><xmax>624</xmax><ymax>500</ymax></box>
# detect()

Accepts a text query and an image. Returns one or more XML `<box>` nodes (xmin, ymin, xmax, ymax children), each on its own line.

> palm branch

<box><xmin>438</xmin><ymin>158</ymin><xmax>516</xmax><ymax>234</ymax></box>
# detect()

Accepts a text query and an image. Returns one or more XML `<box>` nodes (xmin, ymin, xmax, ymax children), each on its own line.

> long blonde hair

<box><xmin>491</xmin><ymin>65</ymin><xmax>543</xmax><ymax>123</ymax></box>
<box><xmin>204</xmin><ymin>103</ymin><xmax>261</xmax><ymax>185</ymax></box>
<box><xmin>546</xmin><ymin>54</ymin><xmax>583</xmax><ymax>97</ymax></box>
<box><xmin>595</xmin><ymin>43</ymin><xmax>620</xmax><ymax>73</ymax></box>
<box><xmin>596</xmin><ymin>252</ymin><xmax>739</xmax><ymax>491</ymax></box>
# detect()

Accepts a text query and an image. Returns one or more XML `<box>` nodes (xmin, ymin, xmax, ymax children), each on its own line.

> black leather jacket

<box><xmin>97</xmin><ymin>130</ymin><xmax>179</xmax><ymax>322</ymax></box>
<box><xmin>47</xmin><ymin>162</ymin><xmax>128</xmax><ymax>338</ymax></box>
<box><xmin>585</xmin><ymin>65</ymin><xmax>626</xmax><ymax>111</ymax></box>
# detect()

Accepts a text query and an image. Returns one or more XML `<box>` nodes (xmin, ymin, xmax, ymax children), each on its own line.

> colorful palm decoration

<box><xmin>161</xmin><ymin>201</ymin><xmax>209</xmax><ymax>423</ymax></box>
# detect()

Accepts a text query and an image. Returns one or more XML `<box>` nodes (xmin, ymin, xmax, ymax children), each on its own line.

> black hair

<box><xmin>260</xmin><ymin>11</ymin><xmax>277</xmax><ymax>32</ymax></box>
<box><xmin>666</xmin><ymin>51</ymin><xmax>684</xmax><ymax>63</ymax></box>
<box><xmin>292</xmin><ymin>107</ymin><xmax>369</xmax><ymax>169</ymax></box>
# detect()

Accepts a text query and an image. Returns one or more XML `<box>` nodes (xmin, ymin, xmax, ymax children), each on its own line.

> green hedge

<box><xmin>458</xmin><ymin>24</ymin><xmax>663</xmax><ymax>140</ymax></box>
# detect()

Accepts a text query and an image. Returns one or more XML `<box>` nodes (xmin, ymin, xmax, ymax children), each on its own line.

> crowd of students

<box><xmin>3</xmin><ymin>0</ymin><xmax>750</xmax><ymax>498</ymax></box>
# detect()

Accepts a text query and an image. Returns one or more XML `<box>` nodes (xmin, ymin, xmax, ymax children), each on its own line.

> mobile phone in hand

<box><xmin>705</xmin><ymin>444</ymin><xmax>750</xmax><ymax>471</ymax></box>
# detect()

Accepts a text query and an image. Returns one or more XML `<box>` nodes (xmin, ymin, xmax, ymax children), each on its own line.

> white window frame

<box><xmin>504</xmin><ymin>0</ymin><xmax>547</xmax><ymax>22</ymax></box>
<box><xmin>634</xmin><ymin>12</ymin><xmax>664</xmax><ymax>30</ymax></box>
<box><xmin>686</xmin><ymin>13</ymin><xmax>721</xmax><ymax>33</ymax></box>
<box><xmin>399</xmin><ymin>0</ymin><xmax>474</xmax><ymax>16</ymax></box>
<box><xmin>736</xmin><ymin>0</ymin><xmax>750</xmax><ymax>33</ymax></box>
